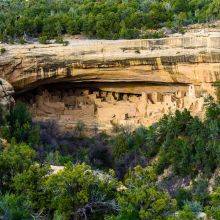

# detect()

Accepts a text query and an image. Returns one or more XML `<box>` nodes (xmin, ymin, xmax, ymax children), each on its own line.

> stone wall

<box><xmin>25</xmin><ymin>83</ymin><xmax>205</xmax><ymax>131</ymax></box>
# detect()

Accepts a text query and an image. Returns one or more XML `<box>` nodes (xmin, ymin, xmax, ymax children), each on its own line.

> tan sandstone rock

<box><xmin>0</xmin><ymin>78</ymin><xmax>14</xmax><ymax>109</ymax></box>
<box><xmin>0</xmin><ymin>31</ymin><xmax>219</xmax><ymax>130</ymax></box>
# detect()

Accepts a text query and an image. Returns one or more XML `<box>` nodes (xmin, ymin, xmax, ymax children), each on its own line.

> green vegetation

<box><xmin>205</xmin><ymin>187</ymin><xmax>220</xmax><ymax>219</ymax></box>
<box><xmin>38</xmin><ymin>35</ymin><xmax>49</xmax><ymax>44</ymax></box>
<box><xmin>0</xmin><ymin>0</ymin><xmax>219</xmax><ymax>42</ymax></box>
<box><xmin>1</xmin><ymin>102</ymin><xmax>40</xmax><ymax>146</ymax></box>
<box><xmin>155</xmin><ymin>108</ymin><xmax>219</xmax><ymax>176</ymax></box>
<box><xmin>0</xmin><ymin>48</ymin><xmax>6</xmax><ymax>54</ymax></box>
<box><xmin>0</xmin><ymin>96</ymin><xmax>219</xmax><ymax>219</ymax></box>
<box><xmin>110</xmin><ymin>166</ymin><xmax>177</xmax><ymax>220</ymax></box>
<box><xmin>0</xmin><ymin>1</ymin><xmax>219</xmax><ymax>217</ymax></box>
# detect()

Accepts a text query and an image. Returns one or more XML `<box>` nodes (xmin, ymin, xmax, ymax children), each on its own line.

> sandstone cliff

<box><xmin>0</xmin><ymin>31</ymin><xmax>219</xmax><ymax>93</ymax></box>
<box><xmin>0</xmin><ymin>78</ymin><xmax>14</xmax><ymax>109</ymax></box>
<box><xmin>0</xmin><ymin>31</ymin><xmax>219</xmax><ymax>130</ymax></box>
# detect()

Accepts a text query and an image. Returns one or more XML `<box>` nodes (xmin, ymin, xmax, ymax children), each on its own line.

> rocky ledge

<box><xmin>0</xmin><ymin>31</ymin><xmax>219</xmax><ymax>130</ymax></box>
<box><xmin>0</xmin><ymin>31</ymin><xmax>219</xmax><ymax>92</ymax></box>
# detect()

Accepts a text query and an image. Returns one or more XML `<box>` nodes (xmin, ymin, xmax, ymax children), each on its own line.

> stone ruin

<box><xmin>25</xmin><ymin>83</ymin><xmax>205</xmax><ymax>132</ymax></box>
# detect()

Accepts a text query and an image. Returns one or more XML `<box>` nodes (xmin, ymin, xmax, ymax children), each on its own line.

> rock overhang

<box><xmin>0</xmin><ymin>32</ymin><xmax>219</xmax><ymax>130</ymax></box>
<box><xmin>0</xmin><ymin>33</ymin><xmax>219</xmax><ymax>93</ymax></box>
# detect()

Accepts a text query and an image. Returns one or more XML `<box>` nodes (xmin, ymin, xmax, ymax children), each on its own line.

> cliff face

<box><xmin>0</xmin><ymin>79</ymin><xmax>14</xmax><ymax>109</ymax></box>
<box><xmin>0</xmin><ymin>32</ymin><xmax>219</xmax><ymax>130</ymax></box>
<box><xmin>0</xmin><ymin>32</ymin><xmax>219</xmax><ymax>92</ymax></box>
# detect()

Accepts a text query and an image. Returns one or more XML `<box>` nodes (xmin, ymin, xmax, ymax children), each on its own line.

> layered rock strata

<box><xmin>0</xmin><ymin>31</ymin><xmax>219</xmax><ymax>129</ymax></box>
<box><xmin>0</xmin><ymin>32</ymin><xmax>219</xmax><ymax>92</ymax></box>
<box><xmin>0</xmin><ymin>78</ymin><xmax>14</xmax><ymax>109</ymax></box>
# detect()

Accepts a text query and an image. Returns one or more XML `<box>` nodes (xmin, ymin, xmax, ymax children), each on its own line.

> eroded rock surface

<box><xmin>1</xmin><ymin>31</ymin><xmax>220</xmax><ymax>130</ymax></box>
<box><xmin>0</xmin><ymin>78</ymin><xmax>14</xmax><ymax>109</ymax></box>
<box><xmin>0</xmin><ymin>32</ymin><xmax>219</xmax><ymax>91</ymax></box>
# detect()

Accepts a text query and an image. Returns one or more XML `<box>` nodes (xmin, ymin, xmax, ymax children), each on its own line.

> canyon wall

<box><xmin>0</xmin><ymin>31</ymin><xmax>219</xmax><ymax>130</ymax></box>
<box><xmin>0</xmin><ymin>32</ymin><xmax>219</xmax><ymax>92</ymax></box>
<box><xmin>0</xmin><ymin>79</ymin><xmax>14</xmax><ymax>109</ymax></box>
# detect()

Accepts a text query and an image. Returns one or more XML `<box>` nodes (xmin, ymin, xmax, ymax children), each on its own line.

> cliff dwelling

<box><xmin>16</xmin><ymin>82</ymin><xmax>206</xmax><ymax>131</ymax></box>
<box><xmin>1</xmin><ymin>33</ymin><xmax>219</xmax><ymax>131</ymax></box>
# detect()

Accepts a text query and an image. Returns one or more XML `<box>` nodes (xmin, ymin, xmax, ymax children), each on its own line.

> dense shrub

<box><xmin>1</xmin><ymin>102</ymin><xmax>40</xmax><ymax>146</ymax></box>
<box><xmin>205</xmin><ymin>96</ymin><xmax>220</xmax><ymax>125</ymax></box>
<box><xmin>0</xmin><ymin>98</ymin><xmax>219</xmax><ymax>219</ymax></box>
<box><xmin>110</xmin><ymin>166</ymin><xmax>177</xmax><ymax>219</ymax></box>
<box><xmin>0</xmin><ymin>48</ymin><xmax>6</xmax><ymax>54</ymax></box>
<box><xmin>205</xmin><ymin>187</ymin><xmax>220</xmax><ymax>219</ymax></box>
<box><xmin>191</xmin><ymin>177</ymin><xmax>209</xmax><ymax>206</ymax></box>
<box><xmin>89</xmin><ymin>144</ymin><xmax>113</xmax><ymax>169</ymax></box>
<box><xmin>0</xmin><ymin>0</ymin><xmax>219</xmax><ymax>41</ymax></box>
<box><xmin>0</xmin><ymin>144</ymin><xmax>36</xmax><ymax>193</ymax></box>
<box><xmin>38</xmin><ymin>35</ymin><xmax>49</xmax><ymax>44</ymax></box>
<box><xmin>44</xmin><ymin>163</ymin><xmax>119</xmax><ymax>219</ymax></box>
<box><xmin>0</xmin><ymin>194</ymin><xmax>31</xmax><ymax>219</ymax></box>
<box><xmin>12</xmin><ymin>164</ymin><xmax>50</xmax><ymax>213</ymax></box>
<box><xmin>111</xmin><ymin>125</ymin><xmax>159</xmax><ymax>179</ymax></box>
<box><xmin>0</xmin><ymin>106</ymin><xmax>5</xmax><ymax>126</ymax></box>
<box><xmin>155</xmin><ymin>109</ymin><xmax>219</xmax><ymax>176</ymax></box>
<box><xmin>174</xmin><ymin>204</ymin><xmax>198</xmax><ymax>220</ymax></box>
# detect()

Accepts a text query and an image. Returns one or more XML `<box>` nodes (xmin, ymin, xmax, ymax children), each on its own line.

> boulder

<box><xmin>0</xmin><ymin>78</ymin><xmax>14</xmax><ymax>109</ymax></box>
